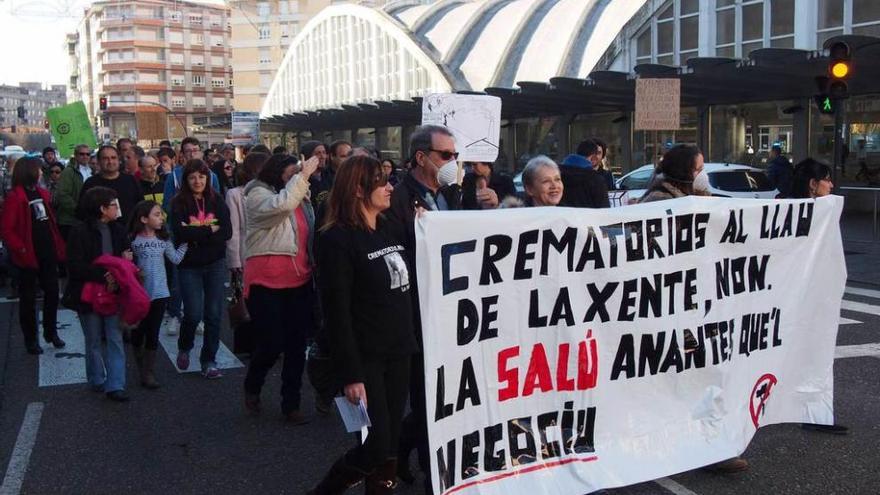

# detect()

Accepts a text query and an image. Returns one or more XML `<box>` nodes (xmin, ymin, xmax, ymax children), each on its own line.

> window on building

<box><xmin>817</xmin><ymin>0</ymin><xmax>880</xmax><ymax>43</ymax></box>
<box><xmin>257</xmin><ymin>2</ymin><xmax>270</xmax><ymax>17</ymax></box>
<box><xmin>228</xmin><ymin>78</ymin><xmax>234</xmax><ymax>88</ymax></box>
<box><xmin>636</xmin><ymin>28</ymin><xmax>651</xmax><ymax>64</ymax></box>
<box><xmin>212</xmin><ymin>97</ymin><xmax>226</xmax><ymax>108</ymax></box>
<box><xmin>170</xmin><ymin>11</ymin><xmax>181</xmax><ymax>22</ymax></box>
<box><xmin>189</xmin><ymin>14</ymin><xmax>203</xmax><ymax>25</ymax></box>
<box><xmin>209</xmin><ymin>15</ymin><xmax>221</xmax><ymax>27</ymax></box>
<box><xmin>634</xmin><ymin>0</ymin><xmax>700</xmax><ymax>66</ymax></box>
<box><xmin>259</xmin><ymin>25</ymin><xmax>271</xmax><ymax>40</ymax></box>
<box><xmin>171</xmin><ymin>75</ymin><xmax>185</xmax><ymax>86</ymax></box>
<box><xmin>192</xmin><ymin>33</ymin><xmax>203</xmax><ymax>45</ymax></box>
<box><xmin>211</xmin><ymin>55</ymin><xmax>223</xmax><ymax>66</ymax></box>
<box><xmin>192</xmin><ymin>75</ymin><xmax>204</xmax><ymax>87</ymax></box>
<box><xmin>771</xmin><ymin>0</ymin><xmax>795</xmax><ymax>47</ymax></box>
<box><xmin>170</xmin><ymin>52</ymin><xmax>184</xmax><ymax>65</ymax></box>
<box><xmin>211</xmin><ymin>35</ymin><xmax>224</xmax><ymax>47</ymax></box>
<box><xmin>192</xmin><ymin>54</ymin><xmax>204</xmax><ymax>66</ymax></box>
<box><xmin>172</xmin><ymin>97</ymin><xmax>185</xmax><ymax>108</ymax></box>
<box><xmin>211</xmin><ymin>77</ymin><xmax>225</xmax><ymax>88</ymax></box>
<box><xmin>192</xmin><ymin>96</ymin><xmax>206</xmax><ymax>108</ymax></box>
<box><xmin>259</xmin><ymin>48</ymin><xmax>271</xmax><ymax>65</ymax></box>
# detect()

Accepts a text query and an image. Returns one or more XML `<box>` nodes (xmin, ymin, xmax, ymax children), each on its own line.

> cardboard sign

<box><xmin>635</xmin><ymin>79</ymin><xmax>680</xmax><ymax>131</ymax></box>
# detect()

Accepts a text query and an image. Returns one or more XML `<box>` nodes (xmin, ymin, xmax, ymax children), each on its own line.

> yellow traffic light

<box><xmin>830</xmin><ymin>61</ymin><xmax>849</xmax><ymax>79</ymax></box>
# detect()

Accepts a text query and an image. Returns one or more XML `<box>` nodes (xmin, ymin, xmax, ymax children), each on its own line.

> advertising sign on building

<box><xmin>45</xmin><ymin>101</ymin><xmax>97</xmax><ymax>159</ymax></box>
<box><xmin>415</xmin><ymin>197</ymin><xmax>845</xmax><ymax>495</ymax></box>
<box><xmin>422</xmin><ymin>94</ymin><xmax>502</xmax><ymax>163</ymax></box>
<box><xmin>230</xmin><ymin>111</ymin><xmax>260</xmax><ymax>145</ymax></box>
<box><xmin>635</xmin><ymin>78</ymin><xmax>681</xmax><ymax>131</ymax></box>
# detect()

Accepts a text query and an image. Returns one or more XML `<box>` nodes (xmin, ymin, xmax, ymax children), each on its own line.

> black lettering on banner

<box><xmin>645</xmin><ymin>218</ymin><xmax>665</xmax><ymax>259</ymax></box>
<box><xmin>638</xmin><ymin>273</ymin><xmax>663</xmax><ymax>318</ymax></box>
<box><xmin>528</xmin><ymin>289</ymin><xmax>548</xmax><ymax>328</ymax></box>
<box><xmin>573</xmin><ymin>408</ymin><xmax>596</xmax><ymax>453</ymax></box>
<box><xmin>694</xmin><ymin>213</ymin><xmax>709</xmax><ymax>248</ymax></box>
<box><xmin>575</xmin><ymin>227</ymin><xmax>605</xmax><ymax>271</ymax></box>
<box><xmin>611</xmin><ymin>334</ymin><xmax>635</xmax><ymax>380</ymax></box>
<box><xmin>436</xmin><ymin>440</ymin><xmax>457</xmax><ymax>492</ymax></box>
<box><xmin>584</xmin><ymin>282</ymin><xmax>619</xmax><ymax>323</ymax></box>
<box><xmin>541</xmin><ymin>227</ymin><xmax>577</xmax><ymax>275</ymax></box>
<box><xmin>457</xmin><ymin>299</ymin><xmax>478</xmax><ymax>345</ymax></box>
<box><xmin>550</xmin><ymin>287</ymin><xmax>575</xmax><ymax>326</ymax></box>
<box><xmin>456</xmin><ymin>357</ymin><xmax>482</xmax><ymax>412</ymax></box>
<box><xmin>618</xmin><ymin>279</ymin><xmax>638</xmax><ymax>322</ymax></box>
<box><xmin>715</xmin><ymin>255</ymin><xmax>770</xmax><ymax>300</ymax></box>
<box><xmin>720</xmin><ymin>209</ymin><xmax>748</xmax><ymax>244</ymax></box>
<box><xmin>435</xmin><ymin>366</ymin><xmax>454</xmax><ymax>421</ymax></box>
<box><xmin>658</xmin><ymin>331</ymin><xmax>684</xmax><ymax>374</ymax></box>
<box><xmin>514</xmin><ymin>229</ymin><xmax>539</xmax><ymax>280</ymax></box>
<box><xmin>538</xmin><ymin>411</ymin><xmax>562</xmax><ymax>459</ymax></box>
<box><xmin>441</xmin><ymin>240</ymin><xmax>477</xmax><ymax>295</ymax></box>
<box><xmin>461</xmin><ymin>430</ymin><xmax>481</xmax><ymax>481</ymax></box>
<box><xmin>638</xmin><ymin>331</ymin><xmax>665</xmax><ymax>377</ymax></box>
<box><xmin>600</xmin><ymin>223</ymin><xmax>623</xmax><ymax>268</ymax></box>
<box><xmin>663</xmin><ymin>271</ymin><xmax>683</xmax><ymax>314</ymax></box>
<box><xmin>480</xmin><ymin>295</ymin><xmax>499</xmax><ymax>341</ymax></box>
<box><xmin>674</xmin><ymin>213</ymin><xmax>694</xmax><ymax>253</ymax></box>
<box><xmin>484</xmin><ymin>423</ymin><xmax>507</xmax><ymax>472</ymax></box>
<box><xmin>480</xmin><ymin>235</ymin><xmax>512</xmax><ymax>285</ymax></box>
<box><xmin>796</xmin><ymin>202</ymin><xmax>814</xmax><ymax>236</ymax></box>
<box><xmin>624</xmin><ymin>221</ymin><xmax>645</xmax><ymax>262</ymax></box>
<box><xmin>508</xmin><ymin>417</ymin><xmax>537</xmax><ymax>465</ymax></box>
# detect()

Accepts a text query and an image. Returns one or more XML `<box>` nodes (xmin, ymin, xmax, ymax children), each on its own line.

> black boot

<box><xmin>365</xmin><ymin>458</ymin><xmax>397</xmax><ymax>495</ymax></box>
<box><xmin>396</xmin><ymin>414</ymin><xmax>416</xmax><ymax>484</ymax></box>
<box><xmin>308</xmin><ymin>456</ymin><xmax>367</xmax><ymax>495</ymax></box>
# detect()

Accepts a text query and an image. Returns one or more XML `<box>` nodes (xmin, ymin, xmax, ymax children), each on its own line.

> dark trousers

<box><xmin>347</xmin><ymin>354</ymin><xmax>411</xmax><ymax>473</ymax></box>
<box><xmin>18</xmin><ymin>258</ymin><xmax>59</xmax><ymax>345</ymax></box>
<box><xmin>244</xmin><ymin>284</ymin><xmax>314</xmax><ymax>413</ymax></box>
<box><xmin>132</xmin><ymin>298</ymin><xmax>167</xmax><ymax>351</ymax></box>
<box><xmin>399</xmin><ymin>351</ymin><xmax>430</xmax><ymax>482</ymax></box>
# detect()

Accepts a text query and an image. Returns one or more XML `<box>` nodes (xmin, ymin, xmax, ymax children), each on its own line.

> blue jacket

<box><xmin>766</xmin><ymin>156</ymin><xmax>793</xmax><ymax>198</ymax></box>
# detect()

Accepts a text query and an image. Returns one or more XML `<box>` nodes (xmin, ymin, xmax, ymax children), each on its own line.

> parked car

<box><xmin>615</xmin><ymin>162</ymin><xmax>779</xmax><ymax>201</ymax></box>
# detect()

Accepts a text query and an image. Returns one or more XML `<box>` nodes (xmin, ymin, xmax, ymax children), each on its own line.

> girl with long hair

<box><xmin>129</xmin><ymin>200</ymin><xmax>187</xmax><ymax>389</ymax></box>
<box><xmin>170</xmin><ymin>160</ymin><xmax>232</xmax><ymax>379</ymax></box>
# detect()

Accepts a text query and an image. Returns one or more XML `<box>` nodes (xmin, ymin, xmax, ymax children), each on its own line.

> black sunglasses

<box><xmin>427</xmin><ymin>149</ymin><xmax>459</xmax><ymax>161</ymax></box>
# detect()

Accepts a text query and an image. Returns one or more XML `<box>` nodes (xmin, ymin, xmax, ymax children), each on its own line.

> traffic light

<box><xmin>814</xmin><ymin>94</ymin><xmax>837</xmax><ymax>115</ymax></box>
<box><xmin>44</xmin><ymin>119</ymin><xmax>50</xmax><ymax>129</ymax></box>
<box><xmin>827</xmin><ymin>41</ymin><xmax>851</xmax><ymax>99</ymax></box>
<box><xmin>16</xmin><ymin>106</ymin><xmax>25</xmax><ymax>119</ymax></box>
<box><xmin>99</xmin><ymin>96</ymin><xmax>108</xmax><ymax>111</ymax></box>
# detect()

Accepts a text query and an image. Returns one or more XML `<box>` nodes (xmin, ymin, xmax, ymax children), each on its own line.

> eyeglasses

<box><xmin>77</xmin><ymin>152</ymin><xmax>90</xmax><ymax>156</ymax></box>
<box><xmin>427</xmin><ymin>149</ymin><xmax>459</xmax><ymax>161</ymax></box>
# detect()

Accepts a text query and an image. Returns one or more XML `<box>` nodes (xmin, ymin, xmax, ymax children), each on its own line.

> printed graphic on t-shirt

<box><xmin>383</xmin><ymin>251</ymin><xmax>409</xmax><ymax>290</ymax></box>
<box><xmin>29</xmin><ymin>198</ymin><xmax>48</xmax><ymax>222</ymax></box>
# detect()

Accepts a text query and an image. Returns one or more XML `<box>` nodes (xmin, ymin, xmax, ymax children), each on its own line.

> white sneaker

<box><xmin>196</xmin><ymin>322</ymin><xmax>204</xmax><ymax>335</ymax></box>
<box><xmin>166</xmin><ymin>317</ymin><xmax>179</xmax><ymax>336</ymax></box>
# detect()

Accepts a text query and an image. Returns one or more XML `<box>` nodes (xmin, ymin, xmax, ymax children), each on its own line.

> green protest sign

<box><xmin>46</xmin><ymin>101</ymin><xmax>97</xmax><ymax>159</ymax></box>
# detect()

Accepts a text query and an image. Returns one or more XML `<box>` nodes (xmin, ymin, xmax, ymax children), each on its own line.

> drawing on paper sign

<box><xmin>422</xmin><ymin>94</ymin><xmax>502</xmax><ymax>163</ymax></box>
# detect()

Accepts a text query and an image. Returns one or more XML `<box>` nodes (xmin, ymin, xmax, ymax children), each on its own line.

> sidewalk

<box><xmin>841</xmin><ymin>211</ymin><xmax>880</xmax><ymax>286</ymax></box>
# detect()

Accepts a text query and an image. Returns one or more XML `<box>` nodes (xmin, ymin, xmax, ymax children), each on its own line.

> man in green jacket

<box><xmin>55</xmin><ymin>144</ymin><xmax>93</xmax><ymax>239</ymax></box>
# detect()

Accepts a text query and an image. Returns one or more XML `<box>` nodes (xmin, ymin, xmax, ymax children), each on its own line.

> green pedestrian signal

<box><xmin>815</xmin><ymin>94</ymin><xmax>836</xmax><ymax>115</ymax></box>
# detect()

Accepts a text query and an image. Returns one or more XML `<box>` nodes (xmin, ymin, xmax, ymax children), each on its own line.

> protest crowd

<box><xmin>0</xmin><ymin>126</ymin><xmax>847</xmax><ymax>494</ymax></box>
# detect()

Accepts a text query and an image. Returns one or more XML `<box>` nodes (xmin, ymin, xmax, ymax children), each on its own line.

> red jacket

<box><xmin>81</xmin><ymin>255</ymin><xmax>150</xmax><ymax>325</ymax></box>
<box><xmin>0</xmin><ymin>185</ymin><xmax>66</xmax><ymax>269</ymax></box>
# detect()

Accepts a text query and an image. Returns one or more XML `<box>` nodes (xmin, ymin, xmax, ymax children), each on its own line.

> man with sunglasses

<box><xmin>387</xmin><ymin>124</ymin><xmax>463</xmax><ymax>491</ymax></box>
<box><xmin>56</xmin><ymin>144</ymin><xmax>93</xmax><ymax>239</ymax></box>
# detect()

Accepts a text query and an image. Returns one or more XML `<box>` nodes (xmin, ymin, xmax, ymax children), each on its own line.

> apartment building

<box><xmin>68</xmin><ymin>0</ymin><xmax>232</xmax><ymax>140</ymax></box>
<box><xmin>0</xmin><ymin>83</ymin><xmax>67</xmax><ymax>130</ymax></box>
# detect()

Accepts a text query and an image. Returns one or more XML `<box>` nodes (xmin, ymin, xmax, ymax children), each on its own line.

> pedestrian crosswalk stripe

<box><xmin>844</xmin><ymin>286</ymin><xmax>880</xmax><ymax>299</ymax></box>
<box><xmin>158</xmin><ymin>319</ymin><xmax>243</xmax><ymax>373</ymax></box>
<box><xmin>840</xmin><ymin>299</ymin><xmax>880</xmax><ymax>317</ymax></box>
<box><xmin>839</xmin><ymin>317</ymin><xmax>861</xmax><ymax>325</ymax></box>
<box><xmin>38</xmin><ymin>310</ymin><xmax>88</xmax><ymax>387</ymax></box>
<box><xmin>835</xmin><ymin>343</ymin><xmax>880</xmax><ymax>359</ymax></box>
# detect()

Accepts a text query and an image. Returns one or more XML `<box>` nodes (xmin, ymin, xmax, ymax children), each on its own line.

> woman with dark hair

<box><xmin>0</xmin><ymin>157</ymin><xmax>66</xmax><ymax>354</ymax></box>
<box><xmin>241</xmin><ymin>153</ymin><xmax>319</xmax><ymax>422</ymax></box>
<box><xmin>791</xmin><ymin>159</ymin><xmax>834</xmax><ymax>200</ymax></box>
<box><xmin>790</xmin><ymin>158</ymin><xmax>849</xmax><ymax>435</ymax></box>
<box><xmin>227</xmin><ymin>152</ymin><xmax>269</xmax><ymax>274</ymax></box>
<box><xmin>380</xmin><ymin>158</ymin><xmax>399</xmax><ymax>186</ymax></box>
<box><xmin>639</xmin><ymin>145</ymin><xmax>706</xmax><ymax>203</ymax></box>
<box><xmin>309</xmin><ymin>156</ymin><xmax>418</xmax><ymax>494</ymax></box>
<box><xmin>170</xmin><ymin>159</ymin><xmax>232</xmax><ymax>379</ymax></box>
<box><xmin>212</xmin><ymin>158</ymin><xmax>236</xmax><ymax>195</ymax></box>
<box><xmin>63</xmin><ymin>186</ymin><xmax>132</xmax><ymax>401</ymax></box>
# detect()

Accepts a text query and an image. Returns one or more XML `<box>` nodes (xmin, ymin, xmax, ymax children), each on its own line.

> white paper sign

<box><xmin>415</xmin><ymin>196</ymin><xmax>846</xmax><ymax>495</ymax></box>
<box><xmin>422</xmin><ymin>94</ymin><xmax>502</xmax><ymax>163</ymax></box>
<box><xmin>335</xmin><ymin>396</ymin><xmax>372</xmax><ymax>433</ymax></box>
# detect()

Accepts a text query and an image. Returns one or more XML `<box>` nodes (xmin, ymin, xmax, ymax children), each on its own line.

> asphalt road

<box><xmin>0</xmin><ymin>280</ymin><xmax>878</xmax><ymax>495</ymax></box>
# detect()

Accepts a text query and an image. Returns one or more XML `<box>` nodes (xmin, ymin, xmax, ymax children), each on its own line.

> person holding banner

<box><xmin>310</xmin><ymin>155</ymin><xmax>418</xmax><ymax>495</ymax></box>
<box><xmin>790</xmin><ymin>158</ymin><xmax>850</xmax><ymax>436</ymax></box>
<box><xmin>522</xmin><ymin>155</ymin><xmax>564</xmax><ymax>207</ymax></box>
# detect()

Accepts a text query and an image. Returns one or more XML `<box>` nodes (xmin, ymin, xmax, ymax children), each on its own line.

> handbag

<box><xmin>228</xmin><ymin>271</ymin><xmax>251</xmax><ymax>328</ymax></box>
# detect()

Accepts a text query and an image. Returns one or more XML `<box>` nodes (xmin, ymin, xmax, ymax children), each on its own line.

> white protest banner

<box><xmin>422</xmin><ymin>94</ymin><xmax>502</xmax><ymax>163</ymax></box>
<box><xmin>415</xmin><ymin>196</ymin><xmax>845</xmax><ymax>495</ymax></box>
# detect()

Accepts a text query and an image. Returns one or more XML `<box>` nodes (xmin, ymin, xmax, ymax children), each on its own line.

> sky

<box><xmin>0</xmin><ymin>0</ymin><xmax>224</xmax><ymax>88</ymax></box>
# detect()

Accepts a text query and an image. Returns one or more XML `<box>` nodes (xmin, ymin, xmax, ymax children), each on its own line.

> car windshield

<box><xmin>708</xmin><ymin>170</ymin><xmax>774</xmax><ymax>192</ymax></box>
<box><xmin>620</xmin><ymin>168</ymin><xmax>654</xmax><ymax>190</ymax></box>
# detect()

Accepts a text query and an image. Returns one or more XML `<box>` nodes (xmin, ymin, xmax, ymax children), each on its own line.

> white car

<box><xmin>615</xmin><ymin>162</ymin><xmax>779</xmax><ymax>201</ymax></box>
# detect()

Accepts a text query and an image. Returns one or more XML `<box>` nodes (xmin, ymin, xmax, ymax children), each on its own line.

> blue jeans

<box><xmin>177</xmin><ymin>258</ymin><xmax>226</xmax><ymax>367</ymax></box>
<box><xmin>78</xmin><ymin>312</ymin><xmax>126</xmax><ymax>392</ymax></box>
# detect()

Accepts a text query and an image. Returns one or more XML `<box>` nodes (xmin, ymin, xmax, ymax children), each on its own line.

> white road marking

<box><xmin>158</xmin><ymin>319</ymin><xmax>243</xmax><ymax>373</ymax></box>
<box><xmin>38</xmin><ymin>310</ymin><xmax>87</xmax><ymax>387</ymax></box>
<box><xmin>845</xmin><ymin>286</ymin><xmax>880</xmax><ymax>299</ymax></box>
<box><xmin>839</xmin><ymin>317</ymin><xmax>861</xmax><ymax>325</ymax></box>
<box><xmin>655</xmin><ymin>477</ymin><xmax>700</xmax><ymax>495</ymax></box>
<box><xmin>835</xmin><ymin>343</ymin><xmax>880</xmax><ymax>359</ymax></box>
<box><xmin>0</xmin><ymin>402</ymin><xmax>45</xmax><ymax>495</ymax></box>
<box><xmin>840</xmin><ymin>299</ymin><xmax>880</xmax><ymax>317</ymax></box>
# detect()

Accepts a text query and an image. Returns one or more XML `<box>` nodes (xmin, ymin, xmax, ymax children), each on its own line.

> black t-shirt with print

<box><xmin>318</xmin><ymin>219</ymin><xmax>417</xmax><ymax>384</ymax></box>
<box><xmin>25</xmin><ymin>188</ymin><xmax>55</xmax><ymax>262</ymax></box>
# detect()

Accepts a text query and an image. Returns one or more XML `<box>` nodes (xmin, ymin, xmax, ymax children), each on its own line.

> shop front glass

<box><xmin>633</xmin><ymin>107</ymin><xmax>698</xmax><ymax>167</ymax></box>
<box><xmin>710</xmin><ymin>102</ymin><xmax>793</xmax><ymax>168</ymax></box>
<box><xmin>569</xmin><ymin>112</ymin><xmax>628</xmax><ymax>175</ymax></box>
<box><xmin>512</xmin><ymin>117</ymin><xmax>560</xmax><ymax>173</ymax></box>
